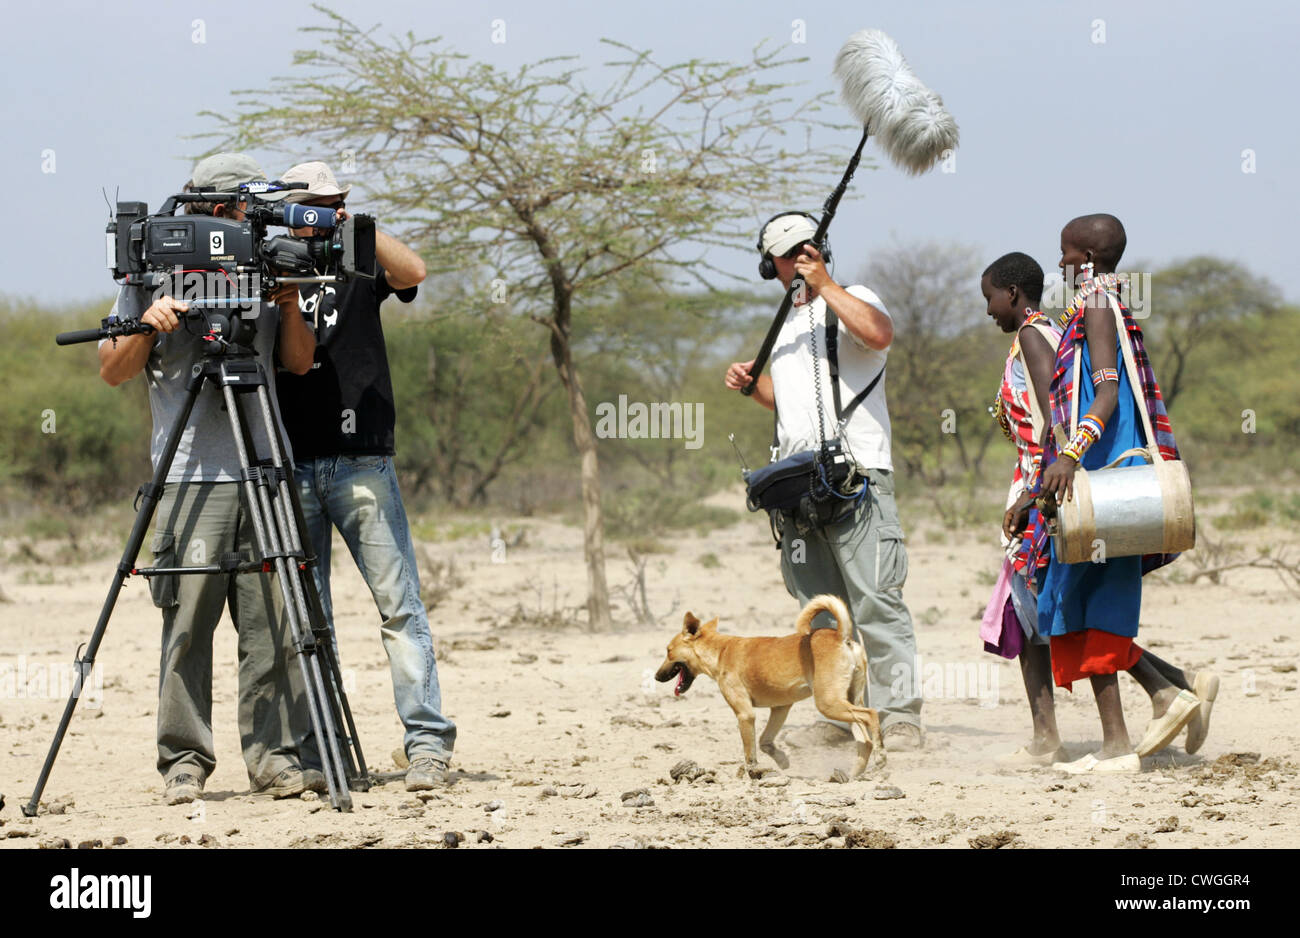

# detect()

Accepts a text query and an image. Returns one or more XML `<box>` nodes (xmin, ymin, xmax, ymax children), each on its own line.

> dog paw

<box><xmin>760</xmin><ymin>745</ymin><xmax>790</xmax><ymax>770</ymax></box>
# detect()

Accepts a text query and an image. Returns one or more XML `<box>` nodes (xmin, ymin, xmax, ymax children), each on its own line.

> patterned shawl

<box><xmin>1025</xmin><ymin>276</ymin><xmax>1181</xmax><ymax>574</ymax></box>
<box><xmin>1000</xmin><ymin>311</ymin><xmax>1060</xmax><ymax>574</ymax></box>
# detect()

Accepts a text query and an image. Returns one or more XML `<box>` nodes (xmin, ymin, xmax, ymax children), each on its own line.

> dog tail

<box><xmin>795</xmin><ymin>594</ymin><xmax>854</xmax><ymax>643</ymax></box>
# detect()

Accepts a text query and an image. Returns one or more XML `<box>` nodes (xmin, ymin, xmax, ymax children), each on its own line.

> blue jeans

<box><xmin>295</xmin><ymin>455</ymin><xmax>455</xmax><ymax>763</ymax></box>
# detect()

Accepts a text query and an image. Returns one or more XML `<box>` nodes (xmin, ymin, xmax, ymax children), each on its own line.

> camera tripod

<box><xmin>25</xmin><ymin>320</ymin><xmax>369</xmax><ymax>814</ymax></box>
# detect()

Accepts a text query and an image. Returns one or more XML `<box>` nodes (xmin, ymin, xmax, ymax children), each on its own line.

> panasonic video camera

<box><xmin>106</xmin><ymin>179</ymin><xmax>376</xmax><ymax>300</ymax></box>
<box><xmin>54</xmin><ymin>180</ymin><xmax>379</xmax><ymax>350</ymax></box>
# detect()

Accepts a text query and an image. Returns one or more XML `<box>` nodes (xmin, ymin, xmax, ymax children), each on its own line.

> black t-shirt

<box><xmin>276</xmin><ymin>263</ymin><xmax>417</xmax><ymax>460</ymax></box>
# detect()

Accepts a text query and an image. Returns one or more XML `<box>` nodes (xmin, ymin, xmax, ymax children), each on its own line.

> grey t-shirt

<box><xmin>108</xmin><ymin>285</ymin><xmax>295</xmax><ymax>483</ymax></box>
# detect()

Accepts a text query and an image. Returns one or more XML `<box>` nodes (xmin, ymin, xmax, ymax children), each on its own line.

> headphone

<box><xmin>756</xmin><ymin>211</ymin><xmax>832</xmax><ymax>280</ymax></box>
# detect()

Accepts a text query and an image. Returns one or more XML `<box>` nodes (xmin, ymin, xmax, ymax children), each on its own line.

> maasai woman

<box><xmin>979</xmin><ymin>252</ymin><xmax>1064</xmax><ymax>766</ymax></box>
<box><xmin>1010</xmin><ymin>214</ymin><xmax>1219</xmax><ymax>773</ymax></box>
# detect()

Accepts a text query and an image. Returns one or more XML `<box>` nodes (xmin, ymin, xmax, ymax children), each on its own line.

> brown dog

<box><xmin>654</xmin><ymin>594</ymin><xmax>884</xmax><ymax>777</ymax></box>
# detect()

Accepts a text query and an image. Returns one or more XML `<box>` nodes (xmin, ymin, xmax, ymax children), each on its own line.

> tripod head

<box><xmin>56</xmin><ymin>293</ymin><xmax>261</xmax><ymax>356</ymax></box>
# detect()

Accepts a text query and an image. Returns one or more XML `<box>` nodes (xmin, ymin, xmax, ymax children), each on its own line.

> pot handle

<box><xmin>1098</xmin><ymin>446</ymin><xmax>1154</xmax><ymax>472</ymax></box>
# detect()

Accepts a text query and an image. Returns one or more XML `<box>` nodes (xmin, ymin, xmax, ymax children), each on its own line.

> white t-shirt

<box><xmin>769</xmin><ymin>284</ymin><xmax>893</xmax><ymax>471</ymax></box>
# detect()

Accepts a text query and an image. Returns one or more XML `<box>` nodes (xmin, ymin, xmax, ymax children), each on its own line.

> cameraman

<box><xmin>273</xmin><ymin>160</ymin><xmax>455</xmax><ymax>792</ymax></box>
<box><xmin>724</xmin><ymin>213</ymin><xmax>924</xmax><ymax>751</ymax></box>
<box><xmin>97</xmin><ymin>153</ymin><xmax>322</xmax><ymax>805</ymax></box>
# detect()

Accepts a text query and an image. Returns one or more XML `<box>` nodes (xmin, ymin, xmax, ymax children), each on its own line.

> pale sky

<box><xmin>3</xmin><ymin>0</ymin><xmax>1297</xmax><ymax>304</ymax></box>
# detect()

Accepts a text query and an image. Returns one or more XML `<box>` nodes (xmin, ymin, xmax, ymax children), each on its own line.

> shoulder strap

<box><xmin>840</xmin><ymin>365</ymin><xmax>887</xmax><ymax>427</ymax></box>
<box><xmin>1016</xmin><ymin>321</ymin><xmax>1057</xmax><ymax>442</ymax></box>
<box><xmin>769</xmin><ymin>308</ymin><xmax>885</xmax><ymax>458</ymax></box>
<box><xmin>1069</xmin><ymin>341</ymin><xmax>1082</xmax><ymax>439</ymax></box>
<box><xmin>825</xmin><ymin>308</ymin><xmax>843</xmax><ymax>423</ymax></box>
<box><xmin>824</xmin><ymin>307</ymin><xmax>886</xmax><ymax>429</ymax></box>
<box><xmin>1054</xmin><ymin>343</ymin><xmax>1080</xmax><ymax>452</ymax></box>
<box><xmin>1104</xmin><ymin>293</ymin><xmax>1163</xmax><ymax>462</ymax></box>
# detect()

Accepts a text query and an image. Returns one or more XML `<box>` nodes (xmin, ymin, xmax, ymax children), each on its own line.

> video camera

<box><xmin>108</xmin><ymin>180</ymin><xmax>375</xmax><ymax>294</ymax></box>
<box><xmin>56</xmin><ymin>180</ymin><xmax>377</xmax><ymax>349</ymax></box>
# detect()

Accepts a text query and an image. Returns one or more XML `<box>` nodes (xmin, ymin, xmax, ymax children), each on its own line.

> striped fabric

<box><xmin>998</xmin><ymin>311</ymin><xmax>1060</xmax><ymax>575</ymax></box>
<box><xmin>1026</xmin><ymin>278</ymin><xmax>1181</xmax><ymax>573</ymax></box>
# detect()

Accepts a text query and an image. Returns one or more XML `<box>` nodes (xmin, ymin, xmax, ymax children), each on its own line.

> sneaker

<box><xmin>302</xmin><ymin>768</ymin><xmax>328</xmax><ymax>794</ymax></box>
<box><xmin>994</xmin><ymin>745</ymin><xmax>1065</xmax><ymax>767</ymax></box>
<box><xmin>1136</xmin><ymin>689</ymin><xmax>1199</xmax><ymax>758</ymax></box>
<box><xmin>1052</xmin><ymin>752</ymin><xmax>1099</xmax><ymax>774</ymax></box>
<box><xmin>1093</xmin><ymin>753</ymin><xmax>1141</xmax><ymax>773</ymax></box>
<box><xmin>883</xmin><ymin>722</ymin><xmax>925</xmax><ymax>751</ymax></box>
<box><xmin>165</xmin><ymin>773</ymin><xmax>204</xmax><ymax>805</ymax></box>
<box><xmin>1184</xmin><ymin>671</ymin><xmax>1220</xmax><ymax>755</ymax></box>
<box><xmin>254</xmin><ymin>766</ymin><xmax>313</xmax><ymax>799</ymax></box>
<box><xmin>405</xmin><ymin>756</ymin><xmax>450</xmax><ymax>792</ymax></box>
<box><xmin>1051</xmin><ymin>752</ymin><xmax>1141</xmax><ymax>774</ymax></box>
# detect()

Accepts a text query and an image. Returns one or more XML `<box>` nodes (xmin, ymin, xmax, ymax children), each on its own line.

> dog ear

<box><xmin>683</xmin><ymin>612</ymin><xmax>700</xmax><ymax>635</ymax></box>
<box><xmin>703</xmin><ymin>617</ymin><xmax>719</xmax><ymax>632</ymax></box>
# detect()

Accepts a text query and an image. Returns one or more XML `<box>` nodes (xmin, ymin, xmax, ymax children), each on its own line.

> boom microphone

<box><xmin>833</xmin><ymin>29</ymin><xmax>959</xmax><ymax>174</ymax></box>
<box><xmin>741</xmin><ymin>28</ymin><xmax>959</xmax><ymax>396</ymax></box>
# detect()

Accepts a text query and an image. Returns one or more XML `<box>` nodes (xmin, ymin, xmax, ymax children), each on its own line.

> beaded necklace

<box><xmin>1057</xmin><ymin>272</ymin><xmax>1127</xmax><ymax>328</ymax></box>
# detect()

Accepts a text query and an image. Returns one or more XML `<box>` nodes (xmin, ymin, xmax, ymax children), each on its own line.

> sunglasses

<box><xmin>780</xmin><ymin>240</ymin><xmax>812</xmax><ymax>259</ymax></box>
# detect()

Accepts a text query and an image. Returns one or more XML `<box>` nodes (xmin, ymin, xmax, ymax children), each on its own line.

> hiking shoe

<box><xmin>405</xmin><ymin>756</ymin><xmax>450</xmax><ymax>792</ymax></box>
<box><xmin>302</xmin><ymin>768</ymin><xmax>328</xmax><ymax>794</ymax></box>
<box><xmin>255</xmin><ymin>766</ymin><xmax>314</xmax><ymax>799</ymax></box>
<box><xmin>165</xmin><ymin>773</ymin><xmax>204</xmax><ymax>805</ymax></box>
<box><xmin>883</xmin><ymin>722</ymin><xmax>925</xmax><ymax>751</ymax></box>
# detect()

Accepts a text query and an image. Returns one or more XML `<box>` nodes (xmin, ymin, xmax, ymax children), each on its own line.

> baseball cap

<box><xmin>280</xmin><ymin>161</ymin><xmax>352</xmax><ymax>204</ymax></box>
<box><xmin>759</xmin><ymin>213</ymin><xmax>818</xmax><ymax>257</ymax></box>
<box><xmin>191</xmin><ymin>152</ymin><xmax>289</xmax><ymax>201</ymax></box>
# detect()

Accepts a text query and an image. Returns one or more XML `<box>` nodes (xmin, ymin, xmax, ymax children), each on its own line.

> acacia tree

<box><xmin>580</xmin><ymin>276</ymin><xmax>768</xmax><ymax>488</ymax></box>
<box><xmin>387</xmin><ymin>307</ymin><xmax>558</xmax><ymax>506</ymax></box>
<box><xmin>1144</xmin><ymin>258</ymin><xmax>1280</xmax><ymax>410</ymax></box>
<box><xmin>861</xmin><ymin>243</ymin><xmax>1004</xmax><ymax>498</ymax></box>
<box><xmin>207</xmin><ymin>7</ymin><xmax>852</xmax><ymax>629</ymax></box>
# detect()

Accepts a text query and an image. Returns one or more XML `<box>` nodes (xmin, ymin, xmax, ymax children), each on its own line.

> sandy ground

<box><xmin>1</xmin><ymin>488</ymin><xmax>1297</xmax><ymax>850</ymax></box>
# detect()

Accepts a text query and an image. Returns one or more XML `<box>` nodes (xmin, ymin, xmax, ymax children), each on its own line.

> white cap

<box><xmin>759</xmin><ymin>214</ymin><xmax>817</xmax><ymax>257</ymax></box>
<box><xmin>280</xmin><ymin>161</ymin><xmax>353</xmax><ymax>204</ymax></box>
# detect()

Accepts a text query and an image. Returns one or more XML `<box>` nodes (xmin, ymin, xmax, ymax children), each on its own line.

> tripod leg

<box><xmin>23</xmin><ymin>368</ymin><xmax>205</xmax><ymax>816</ymax></box>
<box><xmin>221</xmin><ymin>383</ymin><xmax>351</xmax><ymax>811</ymax></box>
<box><xmin>251</xmin><ymin>386</ymin><xmax>368</xmax><ymax>792</ymax></box>
<box><xmin>273</xmin><ymin>408</ymin><xmax>370</xmax><ymax>790</ymax></box>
